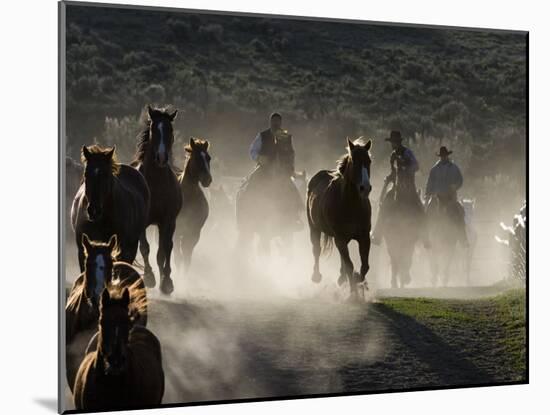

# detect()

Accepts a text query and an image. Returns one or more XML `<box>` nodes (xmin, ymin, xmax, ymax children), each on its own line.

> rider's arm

<box><xmin>425</xmin><ymin>167</ymin><xmax>435</xmax><ymax>198</ymax></box>
<box><xmin>288</xmin><ymin>135</ymin><xmax>296</xmax><ymax>173</ymax></box>
<box><xmin>249</xmin><ymin>133</ymin><xmax>262</xmax><ymax>161</ymax></box>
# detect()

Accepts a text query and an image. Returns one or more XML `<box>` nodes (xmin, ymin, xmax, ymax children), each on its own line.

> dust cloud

<box><xmin>63</xmin><ymin>117</ymin><xmax>525</xmax><ymax>408</ymax></box>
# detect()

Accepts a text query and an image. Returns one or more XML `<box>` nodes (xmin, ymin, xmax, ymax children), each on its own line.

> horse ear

<box><xmin>365</xmin><ymin>140</ymin><xmax>372</xmax><ymax>151</ymax></box>
<box><xmin>347</xmin><ymin>138</ymin><xmax>355</xmax><ymax>151</ymax></box>
<box><xmin>82</xmin><ymin>146</ymin><xmax>91</xmax><ymax>161</ymax></box>
<box><xmin>121</xmin><ymin>288</ymin><xmax>130</xmax><ymax>307</ymax></box>
<box><xmin>100</xmin><ymin>287</ymin><xmax>110</xmax><ymax>308</ymax></box>
<box><xmin>147</xmin><ymin>105</ymin><xmax>154</xmax><ymax>119</ymax></box>
<box><xmin>105</xmin><ymin>146</ymin><xmax>115</xmax><ymax>160</ymax></box>
<box><xmin>107</xmin><ymin>234</ymin><xmax>118</xmax><ymax>253</ymax></box>
<box><xmin>189</xmin><ymin>137</ymin><xmax>196</xmax><ymax>149</ymax></box>
<box><xmin>82</xmin><ymin>234</ymin><xmax>92</xmax><ymax>255</ymax></box>
<box><xmin>204</xmin><ymin>140</ymin><xmax>210</xmax><ymax>151</ymax></box>
<box><xmin>169</xmin><ymin>109</ymin><xmax>178</xmax><ymax>121</ymax></box>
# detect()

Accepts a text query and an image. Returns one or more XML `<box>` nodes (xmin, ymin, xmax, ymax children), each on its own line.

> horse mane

<box><xmin>132</xmin><ymin>124</ymin><xmax>151</xmax><ymax>166</ymax></box>
<box><xmin>336</xmin><ymin>154</ymin><xmax>350</xmax><ymax>175</ymax></box>
<box><xmin>66</xmin><ymin>276</ymin><xmax>85</xmax><ymax>312</ymax></box>
<box><xmin>105</xmin><ymin>279</ymin><xmax>148</xmax><ymax>324</ymax></box>
<box><xmin>81</xmin><ymin>144</ymin><xmax>121</xmax><ymax>176</ymax></box>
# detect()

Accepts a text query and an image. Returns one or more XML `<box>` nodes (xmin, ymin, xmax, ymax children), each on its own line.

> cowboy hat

<box><xmin>436</xmin><ymin>146</ymin><xmax>453</xmax><ymax>157</ymax></box>
<box><xmin>385</xmin><ymin>130</ymin><xmax>403</xmax><ymax>143</ymax></box>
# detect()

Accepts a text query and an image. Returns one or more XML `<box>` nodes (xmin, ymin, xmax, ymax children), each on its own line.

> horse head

<box><xmin>82</xmin><ymin>234</ymin><xmax>119</xmax><ymax>305</ymax></box>
<box><xmin>98</xmin><ymin>287</ymin><xmax>132</xmax><ymax>376</ymax></box>
<box><xmin>184</xmin><ymin>137</ymin><xmax>212</xmax><ymax>187</ymax></box>
<box><xmin>81</xmin><ymin>145</ymin><xmax>119</xmax><ymax>222</ymax></box>
<box><xmin>147</xmin><ymin>105</ymin><xmax>178</xmax><ymax>168</ymax></box>
<box><xmin>345</xmin><ymin>137</ymin><xmax>372</xmax><ymax>201</ymax></box>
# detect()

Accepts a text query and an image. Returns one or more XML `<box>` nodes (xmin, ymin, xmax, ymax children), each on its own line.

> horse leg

<box><xmin>158</xmin><ymin>221</ymin><xmax>176</xmax><ymax>295</ymax></box>
<box><xmin>402</xmin><ymin>252</ymin><xmax>413</xmax><ymax>288</ymax></box>
<box><xmin>181</xmin><ymin>230</ymin><xmax>200</xmax><ymax>273</ymax></box>
<box><xmin>465</xmin><ymin>246</ymin><xmax>472</xmax><ymax>286</ymax></box>
<box><xmin>358</xmin><ymin>235</ymin><xmax>371</xmax><ymax>290</ymax></box>
<box><xmin>390</xmin><ymin>258</ymin><xmax>398</xmax><ymax>289</ymax></box>
<box><xmin>335</xmin><ymin>238</ymin><xmax>356</xmax><ymax>301</ymax></box>
<box><xmin>310</xmin><ymin>227</ymin><xmax>322</xmax><ymax>283</ymax></box>
<box><xmin>124</xmin><ymin>238</ymin><xmax>139</xmax><ymax>266</ymax></box>
<box><xmin>139</xmin><ymin>229</ymin><xmax>155</xmax><ymax>288</ymax></box>
<box><xmin>337</xmin><ymin>255</ymin><xmax>346</xmax><ymax>286</ymax></box>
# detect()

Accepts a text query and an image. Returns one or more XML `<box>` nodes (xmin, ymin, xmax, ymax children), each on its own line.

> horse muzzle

<box><xmin>201</xmin><ymin>175</ymin><xmax>213</xmax><ymax>188</ymax></box>
<box><xmin>155</xmin><ymin>152</ymin><xmax>168</xmax><ymax>168</ymax></box>
<box><xmin>104</xmin><ymin>358</ymin><xmax>126</xmax><ymax>376</ymax></box>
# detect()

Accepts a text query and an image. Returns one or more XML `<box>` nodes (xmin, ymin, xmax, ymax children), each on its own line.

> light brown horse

<box><xmin>66</xmin><ymin>234</ymin><xmax>147</xmax><ymax>393</ymax></box>
<box><xmin>307</xmin><ymin>138</ymin><xmax>372</xmax><ymax>300</ymax></box>
<box><xmin>73</xmin><ymin>287</ymin><xmax>164</xmax><ymax>411</ymax></box>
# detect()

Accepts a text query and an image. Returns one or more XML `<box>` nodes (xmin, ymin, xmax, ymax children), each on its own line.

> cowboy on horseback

<box><xmin>425</xmin><ymin>146</ymin><xmax>468</xmax><ymax>247</ymax></box>
<box><xmin>372</xmin><ymin>130</ymin><xmax>429</xmax><ymax>247</ymax></box>
<box><xmin>246</xmin><ymin>112</ymin><xmax>303</xmax><ymax>231</ymax></box>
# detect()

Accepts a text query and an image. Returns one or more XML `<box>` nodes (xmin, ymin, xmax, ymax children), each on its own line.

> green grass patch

<box><xmin>381</xmin><ymin>289</ymin><xmax>526</xmax><ymax>381</ymax></box>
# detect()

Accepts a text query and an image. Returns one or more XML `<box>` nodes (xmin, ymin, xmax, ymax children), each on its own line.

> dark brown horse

<box><xmin>66</xmin><ymin>234</ymin><xmax>147</xmax><ymax>393</ymax></box>
<box><xmin>73</xmin><ymin>287</ymin><xmax>164</xmax><ymax>411</ymax></box>
<box><xmin>132</xmin><ymin>106</ymin><xmax>183</xmax><ymax>294</ymax></box>
<box><xmin>381</xmin><ymin>163</ymin><xmax>425</xmax><ymax>288</ymax></box>
<box><xmin>72</xmin><ymin>145</ymin><xmax>150</xmax><ymax>271</ymax></box>
<box><xmin>176</xmin><ymin>138</ymin><xmax>212</xmax><ymax>271</ymax></box>
<box><xmin>307</xmin><ymin>138</ymin><xmax>372</xmax><ymax>300</ymax></box>
<box><xmin>425</xmin><ymin>195</ymin><xmax>462</xmax><ymax>286</ymax></box>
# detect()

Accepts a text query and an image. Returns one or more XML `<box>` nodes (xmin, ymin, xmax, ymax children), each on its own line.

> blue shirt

<box><xmin>425</xmin><ymin>159</ymin><xmax>463</xmax><ymax>196</ymax></box>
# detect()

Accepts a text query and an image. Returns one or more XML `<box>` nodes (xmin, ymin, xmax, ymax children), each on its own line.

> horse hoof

<box><xmin>311</xmin><ymin>272</ymin><xmax>322</xmax><ymax>283</ymax></box>
<box><xmin>352</xmin><ymin>271</ymin><xmax>364</xmax><ymax>284</ymax></box>
<box><xmin>143</xmin><ymin>270</ymin><xmax>156</xmax><ymax>288</ymax></box>
<box><xmin>337</xmin><ymin>274</ymin><xmax>346</xmax><ymax>286</ymax></box>
<box><xmin>160</xmin><ymin>277</ymin><xmax>174</xmax><ymax>295</ymax></box>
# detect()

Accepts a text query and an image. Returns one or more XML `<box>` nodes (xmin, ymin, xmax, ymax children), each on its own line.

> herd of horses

<box><xmin>64</xmin><ymin>105</ymin><xmax>471</xmax><ymax>410</ymax></box>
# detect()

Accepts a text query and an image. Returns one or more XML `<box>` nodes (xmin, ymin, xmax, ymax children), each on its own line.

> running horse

<box><xmin>381</xmin><ymin>154</ymin><xmax>425</xmax><ymax>288</ymax></box>
<box><xmin>72</xmin><ymin>145</ymin><xmax>150</xmax><ymax>271</ymax></box>
<box><xmin>132</xmin><ymin>106</ymin><xmax>183</xmax><ymax>294</ymax></box>
<box><xmin>425</xmin><ymin>194</ymin><xmax>463</xmax><ymax>286</ymax></box>
<box><xmin>236</xmin><ymin>131</ymin><xmax>302</xmax><ymax>256</ymax></box>
<box><xmin>307</xmin><ymin>138</ymin><xmax>372</xmax><ymax>301</ymax></box>
<box><xmin>175</xmin><ymin>137</ymin><xmax>212</xmax><ymax>271</ymax></box>
<box><xmin>73</xmin><ymin>287</ymin><xmax>164</xmax><ymax>411</ymax></box>
<box><xmin>66</xmin><ymin>234</ymin><xmax>147</xmax><ymax>393</ymax></box>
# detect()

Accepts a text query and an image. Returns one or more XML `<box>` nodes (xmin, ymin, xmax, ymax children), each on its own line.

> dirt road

<box><xmin>144</xmin><ymin>289</ymin><xmax>522</xmax><ymax>405</ymax></box>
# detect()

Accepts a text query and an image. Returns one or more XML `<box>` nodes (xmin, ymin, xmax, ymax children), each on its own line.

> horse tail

<box><xmin>321</xmin><ymin>232</ymin><xmax>333</xmax><ymax>255</ymax></box>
